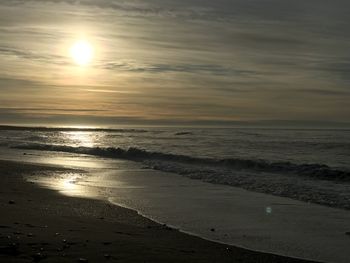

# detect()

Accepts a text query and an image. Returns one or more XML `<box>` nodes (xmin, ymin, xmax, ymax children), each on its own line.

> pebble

<box><xmin>8</xmin><ymin>200</ymin><xmax>15</xmax><ymax>205</ymax></box>
<box><xmin>78</xmin><ymin>258</ymin><xmax>88</xmax><ymax>262</ymax></box>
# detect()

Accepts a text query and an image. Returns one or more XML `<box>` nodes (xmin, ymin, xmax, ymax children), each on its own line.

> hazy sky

<box><xmin>0</xmin><ymin>0</ymin><xmax>350</xmax><ymax>126</ymax></box>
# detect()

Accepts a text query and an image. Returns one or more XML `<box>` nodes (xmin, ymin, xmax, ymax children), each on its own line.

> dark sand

<box><xmin>0</xmin><ymin>160</ymin><xmax>318</xmax><ymax>263</ymax></box>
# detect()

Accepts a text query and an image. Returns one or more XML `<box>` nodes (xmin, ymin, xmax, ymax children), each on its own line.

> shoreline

<box><xmin>12</xmin><ymin>142</ymin><xmax>350</xmax><ymax>211</ymax></box>
<box><xmin>0</xmin><ymin>159</ymin><xmax>319</xmax><ymax>262</ymax></box>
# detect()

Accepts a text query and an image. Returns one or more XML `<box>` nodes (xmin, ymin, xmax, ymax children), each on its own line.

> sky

<box><xmin>0</xmin><ymin>0</ymin><xmax>350</xmax><ymax>127</ymax></box>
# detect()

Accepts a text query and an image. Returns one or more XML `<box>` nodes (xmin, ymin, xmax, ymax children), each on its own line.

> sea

<box><xmin>0</xmin><ymin>126</ymin><xmax>349</xmax><ymax>208</ymax></box>
<box><xmin>1</xmin><ymin>126</ymin><xmax>350</xmax><ymax>262</ymax></box>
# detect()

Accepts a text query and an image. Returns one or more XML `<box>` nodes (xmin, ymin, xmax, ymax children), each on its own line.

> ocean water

<box><xmin>1</xmin><ymin>126</ymin><xmax>349</xmax><ymax>167</ymax></box>
<box><xmin>1</xmin><ymin>126</ymin><xmax>350</xmax><ymax>262</ymax></box>
<box><xmin>0</xmin><ymin>126</ymin><xmax>350</xmax><ymax>209</ymax></box>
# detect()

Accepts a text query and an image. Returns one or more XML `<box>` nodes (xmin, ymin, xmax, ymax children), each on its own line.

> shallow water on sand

<box><xmin>8</xmin><ymin>149</ymin><xmax>350</xmax><ymax>263</ymax></box>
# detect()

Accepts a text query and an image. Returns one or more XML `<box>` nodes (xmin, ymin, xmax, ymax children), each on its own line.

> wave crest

<box><xmin>13</xmin><ymin>143</ymin><xmax>350</xmax><ymax>182</ymax></box>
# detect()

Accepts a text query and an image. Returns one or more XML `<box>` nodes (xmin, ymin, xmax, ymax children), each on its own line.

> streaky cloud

<box><xmin>101</xmin><ymin>61</ymin><xmax>256</xmax><ymax>76</ymax></box>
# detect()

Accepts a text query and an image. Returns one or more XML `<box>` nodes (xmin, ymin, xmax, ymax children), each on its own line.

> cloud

<box><xmin>0</xmin><ymin>107</ymin><xmax>106</xmax><ymax>113</ymax></box>
<box><xmin>101</xmin><ymin>61</ymin><xmax>256</xmax><ymax>76</ymax></box>
<box><xmin>0</xmin><ymin>77</ymin><xmax>40</xmax><ymax>86</ymax></box>
<box><xmin>293</xmin><ymin>88</ymin><xmax>350</xmax><ymax>96</ymax></box>
<box><xmin>232</xmin><ymin>32</ymin><xmax>307</xmax><ymax>50</ymax></box>
<box><xmin>1</xmin><ymin>0</ymin><xmax>248</xmax><ymax>21</ymax></box>
<box><xmin>4</xmin><ymin>0</ymin><xmax>192</xmax><ymax>18</ymax></box>
<box><xmin>0</xmin><ymin>46</ymin><xmax>254</xmax><ymax>76</ymax></box>
<box><xmin>83</xmin><ymin>89</ymin><xmax>140</xmax><ymax>94</ymax></box>
<box><xmin>0</xmin><ymin>46</ymin><xmax>69</xmax><ymax>66</ymax></box>
<box><xmin>315</xmin><ymin>60</ymin><xmax>350</xmax><ymax>83</ymax></box>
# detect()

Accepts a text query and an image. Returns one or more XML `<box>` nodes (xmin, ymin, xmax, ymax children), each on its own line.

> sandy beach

<box><xmin>0</xmin><ymin>159</ymin><xmax>319</xmax><ymax>263</ymax></box>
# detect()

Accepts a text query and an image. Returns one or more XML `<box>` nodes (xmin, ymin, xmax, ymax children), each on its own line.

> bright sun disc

<box><xmin>70</xmin><ymin>40</ymin><xmax>93</xmax><ymax>66</ymax></box>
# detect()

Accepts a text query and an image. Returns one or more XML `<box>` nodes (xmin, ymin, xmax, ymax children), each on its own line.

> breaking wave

<box><xmin>13</xmin><ymin>143</ymin><xmax>350</xmax><ymax>182</ymax></box>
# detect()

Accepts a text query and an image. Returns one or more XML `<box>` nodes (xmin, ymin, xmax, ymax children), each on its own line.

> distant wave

<box><xmin>0</xmin><ymin>125</ymin><xmax>149</xmax><ymax>133</ymax></box>
<box><xmin>0</xmin><ymin>142</ymin><xmax>9</xmax><ymax>147</ymax></box>
<box><xmin>175</xmin><ymin>132</ymin><xmax>194</xmax><ymax>136</ymax></box>
<box><xmin>13</xmin><ymin>143</ymin><xmax>350</xmax><ymax>182</ymax></box>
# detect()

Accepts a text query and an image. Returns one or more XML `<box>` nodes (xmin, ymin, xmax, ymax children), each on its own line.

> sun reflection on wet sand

<box><xmin>27</xmin><ymin>172</ymin><xmax>102</xmax><ymax>199</ymax></box>
<box><xmin>46</xmin><ymin>157</ymin><xmax>103</xmax><ymax>169</ymax></box>
<box><xmin>62</xmin><ymin>177</ymin><xmax>79</xmax><ymax>192</ymax></box>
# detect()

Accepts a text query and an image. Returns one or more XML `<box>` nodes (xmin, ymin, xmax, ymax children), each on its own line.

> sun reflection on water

<box><xmin>62</xmin><ymin>131</ymin><xmax>96</xmax><ymax>147</ymax></box>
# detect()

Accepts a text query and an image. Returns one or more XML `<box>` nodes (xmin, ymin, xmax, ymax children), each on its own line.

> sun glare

<box><xmin>70</xmin><ymin>40</ymin><xmax>93</xmax><ymax>66</ymax></box>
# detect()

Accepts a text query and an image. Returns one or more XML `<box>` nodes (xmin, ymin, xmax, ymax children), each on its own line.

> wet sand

<box><xmin>0</xmin><ymin>160</ymin><xmax>318</xmax><ymax>263</ymax></box>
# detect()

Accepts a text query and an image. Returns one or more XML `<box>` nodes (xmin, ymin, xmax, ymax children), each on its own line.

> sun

<box><xmin>70</xmin><ymin>40</ymin><xmax>94</xmax><ymax>66</ymax></box>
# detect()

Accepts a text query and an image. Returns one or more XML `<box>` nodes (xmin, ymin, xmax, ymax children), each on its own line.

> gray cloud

<box><xmin>3</xmin><ymin>0</ymin><xmax>201</xmax><ymax>19</ymax></box>
<box><xmin>0</xmin><ymin>45</ymin><xmax>255</xmax><ymax>76</ymax></box>
<box><xmin>0</xmin><ymin>107</ymin><xmax>106</xmax><ymax>112</ymax></box>
<box><xmin>315</xmin><ymin>60</ymin><xmax>350</xmax><ymax>83</ymax></box>
<box><xmin>0</xmin><ymin>46</ymin><xmax>69</xmax><ymax>66</ymax></box>
<box><xmin>101</xmin><ymin>61</ymin><xmax>256</xmax><ymax>76</ymax></box>
<box><xmin>0</xmin><ymin>77</ymin><xmax>40</xmax><ymax>87</ymax></box>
